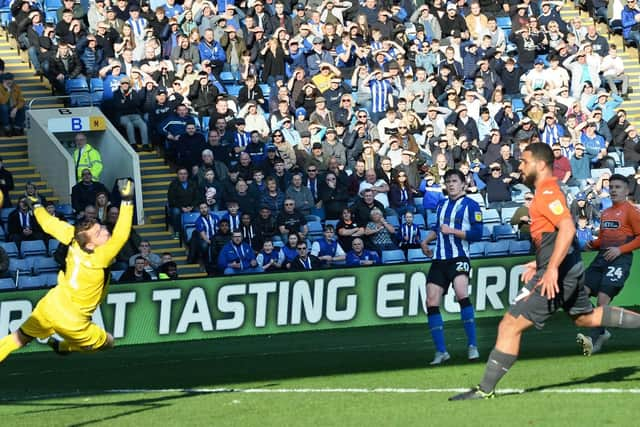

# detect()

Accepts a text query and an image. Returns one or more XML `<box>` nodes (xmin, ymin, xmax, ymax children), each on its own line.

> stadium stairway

<box><xmin>0</xmin><ymin>36</ymin><xmax>205</xmax><ymax>279</ymax></box>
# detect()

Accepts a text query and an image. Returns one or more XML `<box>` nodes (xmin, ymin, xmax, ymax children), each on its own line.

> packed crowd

<box><xmin>1</xmin><ymin>0</ymin><xmax>639</xmax><ymax>277</ymax></box>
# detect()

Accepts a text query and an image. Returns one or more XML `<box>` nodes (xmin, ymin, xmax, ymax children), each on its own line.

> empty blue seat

<box><xmin>305</xmin><ymin>215</ymin><xmax>322</xmax><ymax>223</ymax></box>
<box><xmin>226</xmin><ymin>84</ymin><xmax>242</xmax><ymax>97</ymax></box>
<box><xmin>181</xmin><ymin>212</ymin><xmax>200</xmax><ymax>227</ymax></box>
<box><xmin>615</xmin><ymin>167</ymin><xmax>635</xmax><ymax>177</ymax></box>
<box><xmin>259</xmin><ymin>83</ymin><xmax>271</xmax><ymax>98</ymax></box>
<box><xmin>17</xmin><ymin>275</ymin><xmax>47</xmax><ymax>289</ymax></box>
<box><xmin>42</xmin><ymin>272</ymin><xmax>59</xmax><ymax>287</ymax></box>
<box><xmin>311</xmin><ymin>206</ymin><xmax>325</xmax><ymax>220</ymax></box>
<box><xmin>496</xmin><ymin>15</ymin><xmax>512</xmax><ymax>29</ymax></box>
<box><xmin>65</xmin><ymin>78</ymin><xmax>89</xmax><ymax>93</ymax></box>
<box><xmin>48</xmin><ymin>239</ymin><xmax>60</xmax><ymax>256</ymax></box>
<box><xmin>184</xmin><ymin>226</ymin><xmax>196</xmax><ymax>242</ymax></box>
<box><xmin>485</xmin><ymin>240</ymin><xmax>510</xmax><ymax>257</ymax></box>
<box><xmin>501</xmin><ymin>207</ymin><xmax>518</xmax><ymax>224</ymax></box>
<box><xmin>1</xmin><ymin>242</ymin><xmax>18</xmax><ymax>258</ymax></box>
<box><xmin>55</xmin><ymin>204</ymin><xmax>74</xmax><ymax>218</ymax></box>
<box><xmin>1</xmin><ymin>207</ymin><xmax>14</xmax><ymax>224</ymax></box>
<box><xmin>21</xmin><ymin>240</ymin><xmax>47</xmax><ymax>258</ymax></box>
<box><xmin>470</xmin><ymin>241</ymin><xmax>486</xmax><ymax>258</ymax></box>
<box><xmin>307</xmin><ymin>221</ymin><xmax>324</xmax><ymax>239</ymax></box>
<box><xmin>483</xmin><ymin>208</ymin><xmax>501</xmax><ymax>224</ymax></box>
<box><xmin>220</xmin><ymin>71</ymin><xmax>236</xmax><ymax>84</ymax></box>
<box><xmin>324</xmin><ymin>219</ymin><xmax>339</xmax><ymax>229</ymax></box>
<box><xmin>201</xmin><ymin>116</ymin><xmax>210</xmax><ymax>131</ymax></box>
<box><xmin>481</xmin><ymin>226</ymin><xmax>492</xmax><ymax>242</ymax></box>
<box><xmin>32</xmin><ymin>256</ymin><xmax>59</xmax><ymax>274</ymax></box>
<box><xmin>9</xmin><ymin>258</ymin><xmax>32</xmax><ymax>276</ymax></box>
<box><xmin>111</xmin><ymin>270</ymin><xmax>125</xmax><ymax>282</ymax></box>
<box><xmin>509</xmin><ymin>240</ymin><xmax>532</xmax><ymax>255</ymax></box>
<box><xmin>381</xmin><ymin>249</ymin><xmax>406</xmax><ymax>264</ymax></box>
<box><xmin>386</xmin><ymin>215</ymin><xmax>400</xmax><ymax>228</ymax></box>
<box><xmin>412</xmin><ymin>213</ymin><xmax>426</xmax><ymax>228</ymax></box>
<box><xmin>511</xmin><ymin>97</ymin><xmax>524</xmax><ymax>112</ymax></box>
<box><xmin>492</xmin><ymin>224</ymin><xmax>517</xmax><ymax>241</ymax></box>
<box><xmin>407</xmin><ymin>248</ymin><xmax>429</xmax><ymax>262</ymax></box>
<box><xmin>0</xmin><ymin>277</ymin><xmax>15</xmax><ymax>290</ymax></box>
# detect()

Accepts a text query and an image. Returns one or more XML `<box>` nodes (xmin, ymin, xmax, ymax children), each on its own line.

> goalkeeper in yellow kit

<box><xmin>0</xmin><ymin>179</ymin><xmax>135</xmax><ymax>361</ymax></box>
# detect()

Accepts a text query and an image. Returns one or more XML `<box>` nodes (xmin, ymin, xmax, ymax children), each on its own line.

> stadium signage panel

<box><xmin>3</xmin><ymin>252</ymin><xmax>636</xmax><ymax>352</ymax></box>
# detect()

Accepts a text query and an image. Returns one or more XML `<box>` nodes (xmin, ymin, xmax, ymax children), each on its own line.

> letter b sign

<box><xmin>71</xmin><ymin>118</ymin><xmax>83</xmax><ymax>131</ymax></box>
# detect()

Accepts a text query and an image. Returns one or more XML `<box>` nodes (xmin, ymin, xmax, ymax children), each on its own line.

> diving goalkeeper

<box><xmin>0</xmin><ymin>179</ymin><xmax>135</xmax><ymax>361</ymax></box>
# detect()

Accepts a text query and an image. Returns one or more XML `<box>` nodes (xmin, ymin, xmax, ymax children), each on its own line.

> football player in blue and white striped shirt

<box><xmin>421</xmin><ymin>169</ymin><xmax>484</xmax><ymax>365</ymax></box>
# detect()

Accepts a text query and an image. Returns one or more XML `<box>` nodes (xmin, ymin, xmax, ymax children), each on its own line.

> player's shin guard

<box><xmin>478</xmin><ymin>348</ymin><xmax>517</xmax><ymax>393</ymax></box>
<box><xmin>427</xmin><ymin>306</ymin><xmax>446</xmax><ymax>353</ymax></box>
<box><xmin>459</xmin><ymin>298</ymin><xmax>477</xmax><ymax>347</ymax></box>
<box><xmin>601</xmin><ymin>306</ymin><xmax>640</xmax><ymax>328</ymax></box>
<box><xmin>0</xmin><ymin>334</ymin><xmax>21</xmax><ymax>363</ymax></box>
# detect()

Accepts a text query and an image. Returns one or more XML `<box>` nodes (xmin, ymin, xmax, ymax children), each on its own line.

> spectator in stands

<box><xmin>601</xmin><ymin>45</ymin><xmax>629</xmax><ymax>99</ymax></box>
<box><xmin>398</xmin><ymin>211</ymin><xmax>422</xmax><ymax>255</ymax></box>
<box><xmin>71</xmin><ymin>169</ymin><xmax>109</xmax><ymax>213</ymax></box>
<box><xmin>128</xmin><ymin>239</ymin><xmax>162</xmax><ymax>271</ymax></box>
<box><xmin>359</xmin><ymin>168</ymin><xmax>390</xmax><ymax>209</ymax></box>
<box><xmin>72</xmin><ymin>133</ymin><xmax>103</xmax><ymax>182</ymax></box>
<box><xmin>120</xmin><ymin>256</ymin><xmax>153</xmax><ymax>282</ymax></box>
<box><xmin>285</xmin><ymin>173</ymin><xmax>314</xmax><ymax>216</ymax></box>
<box><xmin>256</xmin><ymin>239</ymin><xmax>283</xmax><ymax>272</ymax></box>
<box><xmin>113</xmin><ymin>77</ymin><xmax>151</xmax><ymax>151</ymax></box>
<box><xmin>352</xmin><ymin>188</ymin><xmax>385</xmax><ymax>226</ymax></box>
<box><xmin>277</xmin><ymin>198</ymin><xmax>308</xmax><ymax>240</ymax></box>
<box><xmin>8</xmin><ymin>197</ymin><xmax>44</xmax><ymax>249</ymax></box>
<box><xmin>345</xmin><ymin>237</ymin><xmax>381</xmax><ymax>266</ymax></box>
<box><xmin>569</xmin><ymin>143</ymin><xmax>592</xmax><ymax>189</ymax></box>
<box><xmin>261</xmin><ymin>176</ymin><xmax>286</xmax><ymax>217</ymax></box>
<box><xmin>49</xmin><ymin>42</ymin><xmax>83</xmax><ymax>94</ymax></box>
<box><xmin>218</xmin><ymin>230</ymin><xmax>262</xmax><ymax>274</ymax></box>
<box><xmin>510</xmin><ymin>192</ymin><xmax>533</xmax><ymax>241</ymax></box>
<box><xmin>188</xmin><ymin>202</ymin><xmax>218</xmax><ymax>274</ymax></box>
<box><xmin>570</xmin><ymin>192</ymin><xmax>600</xmax><ymax>227</ymax></box>
<box><xmin>290</xmin><ymin>240</ymin><xmax>323</xmax><ymax>271</ymax></box>
<box><xmin>622</xmin><ymin>0</ymin><xmax>640</xmax><ymax>48</ymax></box>
<box><xmin>158</xmin><ymin>261</ymin><xmax>179</xmax><ymax>280</ymax></box>
<box><xmin>311</xmin><ymin>224</ymin><xmax>346</xmax><ymax>266</ymax></box>
<box><xmin>0</xmin><ymin>156</ymin><xmax>14</xmax><ymax>208</ymax></box>
<box><xmin>0</xmin><ymin>73</ymin><xmax>25</xmax><ymax>136</ymax></box>
<box><xmin>479</xmin><ymin>162</ymin><xmax>515</xmax><ymax>210</ymax></box>
<box><xmin>389</xmin><ymin>170</ymin><xmax>417</xmax><ymax>216</ymax></box>
<box><xmin>576</xmin><ymin>215</ymin><xmax>594</xmax><ymax>250</ymax></box>
<box><xmin>623</xmin><ymin>126</ymin><xmax>640</xmax><ymax>168</ymax></box>
<box><xmin>552</xmin><ymin>143</ymin><xmax>572</xmax><ymax>185</ymax></box>
<box><xmin>365</xmin><ymin>208</ymin><xmax>397</xmax><ymax>252</ymax></box>
<box><xmin>167</xmin><ymin>167</ymin><xmax>200</xmax><ymax>240</ymax></box>
<box><xmin>0</xmin><ymin>246</ymin><xmax>8</xmax><ymax>278</ymax></box>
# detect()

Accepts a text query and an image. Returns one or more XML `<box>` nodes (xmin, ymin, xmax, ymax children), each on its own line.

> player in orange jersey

<box><xmin>576</xmin><ymin>174</ymin><xmax>640</xmax><ymax>355</ymax></box>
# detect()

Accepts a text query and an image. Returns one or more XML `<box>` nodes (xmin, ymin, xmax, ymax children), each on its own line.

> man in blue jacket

<box><xmin>218</xmin><ymin>231</ymin><xmax>262</xmax><ymax>274</ymax></box>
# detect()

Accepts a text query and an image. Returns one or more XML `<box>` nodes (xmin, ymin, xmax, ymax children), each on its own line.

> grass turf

<box><xmin>2</xmin><ymin>313</ymin><xmax>640</xmax><ymax>426</ymax></box>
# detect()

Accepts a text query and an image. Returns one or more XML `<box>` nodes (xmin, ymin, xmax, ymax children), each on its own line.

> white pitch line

<box><xmin>6</xmin><ymin>387</ymin><xmax>640</xmax><ymax>402</ymax></box>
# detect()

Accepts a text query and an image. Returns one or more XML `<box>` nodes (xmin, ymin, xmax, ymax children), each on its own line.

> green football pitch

<box><xmin>2</xmin><ymin>313</ymin><xmax>640</xmax><ymax>427</ymax></box>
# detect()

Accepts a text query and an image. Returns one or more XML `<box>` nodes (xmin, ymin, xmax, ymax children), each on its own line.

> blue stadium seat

<box><xmin>9</xmin><ymin>258</ymin><xmax>32</xmax><ymax>276</ymax></box>
<box><xmin>32</xmin><ymin>256</ymin><xmax>60</xmax><ymax>274</ymax></box>
<box><xmin>55</xmin><ymin>204</ymin><xmax>74</xmax><ymax>219</ymax></box>
<box><xmin>21</xmin><ymin>240</ymin><xmax>47</xmax><ymax>258</ymax></box>
<box><xmin>483</xmin><ymin>208</ymin><xmax>501</xmax><ymax>224</ymax></box>
<box><xmin>509</xmin><ymin>240</ymin><xmax>532</xmax><ymax>255</ymax></box>
<box><xmin>324</xmin><ymin>219</ymin><xmax>339</xmax><ymax>229</ymax></box>
<box><xmin>48</xmin><ymin>239</ymin><xmax>60</xmax><ymax>256</ymax></box>
<box><xmin>426</xmin><ymin>211</ymin><xmax>438</xmax><ymax>228</ymax></box>
<box><xmin>259</xmin><ymin>83</ymin><xmax>271</xmax><ymax>98</ymax></box>
<box><xmin>226</xmin><ymin>84</ymin><xmax>242</xmax><ymax>97</ymax></box>
<box><xmin>590</xmin><ymin>168</ymin><xmax>611</xmax><ymax>180</ymax></box>
<box><xmin>307</xmin><ymin>221</ymin><xmax>324</xmax><ymax>239</ymax></box>
<box><xmin>181</xmin><ymin>212</ymin><xmax>200</xmax><ymax>227</ymax></box>
<box><xmin>305</xmin><ymin>215</ymin><xmax>322</xmax><ymax>223</ymax></box>
<box><xmin>111</xmin><ymin>270</ymin><xmax>125</xmax><ymax>282</ymax></box>
<box><xmin>42</xmin><ymin>273</ymin><xmax>58</xmax><ymax>287</ymax></box>
<box><xmin>496</xmin><ymin>15</ymin><xmax>512</xmax><ymax>29</ymax></box>
<box><xmin>0</xmin><ymin>6</ymin><xmax>11</xmax><ymax>30</ymax></box>
<box><xmin>481</xmin><ymin>225</ymin><xmax>492</xmax><ymax>242</ymax></box>
<box><xmin>511</xmin><ymin>97</ymin><xmax>524</xmax><ymax>113</ymax></box>
<box><xmin>615</xmin><ymin>167</ymin><xmax>635</xmax><ymax>177</ymax></box>
<box><xmin>220</xmin><ymin>71</ymin><xmax>236</xmax><ymax>85</ymax></box>
<box><xmin>413</xmin><ymin>197</ymin><xmax>423</xmax><ymax>208</ymax></box>
<box><xmin>0</xmin><ymin>277</ymin><xmax>15</xmax><ymax>290</ymax></box>
<box><xmin>17</xmin><ymin>275</ymin><xmax>47</xmax><ymax>289</ymax></box>
<box><xmin>386</xmin><ymin>215</ymin><xmax>400</xmax><ymax>228</ymax></box>
<box><xmin>470</xmin><ymin>241</ymin><xmax>486</xmax><ymax>258</ymax></box>
<box><xmin>492</xmin><ymin>224</ymin><xmax>517</xmax><ymax>241</ymax></box>
<box><xmin>311</xmin><ymin>206</ymin><xmax>325</xmax><ymax>220</ymax></box>
<box><xmin>500</xmin><ymin>206</ymin><xmax>518</xmax><ymax>224</ymax></box>
<box><xmin>201</xmin><ymin>116</ymin><xmax>210</xmax><ymax>131</ymax></box>
<box><xmin>1</xmin><ymin>207</ymin><xmax>13</xmax><ymax>224</ymax></box>
<box><xmin>412</xmin><ymin>213</ymin><xmax>426</xmax><ymax>228</ymax></box>
<box><xmin>1</xmin><ymin>242</ymin><xmax>18</xmax><ymax>258</ymax></box>
<box><xmin>184</xmin><ymin>225</ymin><xmax>196</xmax><ymax>242</ymax></box>
<box><xmin>467</xmin><ymin>193</ymin><xmax>485</xmax><ymax>208</ymax></box>
<box><xmin>407</xmin><ymin>248</ymin><xmax>430</xmax><ymax>262</ymax></box>
<box><xmin>484</xmin><ymin>240</ymin><xmax>510</xmax><ymax>257</ymax></box>
<box><xmin>381</xmin><ymin>249</ymin><xmax>406</xmax><ymax>264</ymax></box>
<box><xmin>65</xmin><ymin>78</ymin><xmax>89</xmax><ymax>93</ymax></box>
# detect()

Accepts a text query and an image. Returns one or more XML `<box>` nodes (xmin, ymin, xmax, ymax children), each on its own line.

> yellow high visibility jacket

<box><xmin>72</xmin><ymin>144</ymin><xmax>103</xmax><ymax>182</ymax></box>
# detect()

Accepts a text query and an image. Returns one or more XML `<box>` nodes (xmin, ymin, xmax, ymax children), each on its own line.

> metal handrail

<box><xmin>28</xmin><ymin>94</ymin><xmax>95</xmax><ymax>110</ymax></box>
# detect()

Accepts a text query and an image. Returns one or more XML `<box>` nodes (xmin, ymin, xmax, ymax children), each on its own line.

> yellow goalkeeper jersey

<box><xmin>33</xmin><ymin>203</ymin><xmax>133</xmax><ymax>316</ymax></box>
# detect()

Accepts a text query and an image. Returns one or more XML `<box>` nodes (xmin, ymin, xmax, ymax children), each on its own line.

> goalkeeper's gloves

<box><xmin>118</xmin><ymin>178</ymin><xmax>135</xmax><ymax>202</ymax></box>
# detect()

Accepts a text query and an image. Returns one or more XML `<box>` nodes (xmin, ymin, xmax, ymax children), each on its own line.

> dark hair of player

<box><xmin>524</xmin><ymin>143</ymin><xmax>554</xmax><ymax>168</ymax></box>
<box><xmin>609</xmin><ymin>174</ymin><xmax>629</xmax><ymax>186</ymax></box>
<box><xmin>444</xmin><ymin>168</ymin><xmax>465</xmax><ymax>182</ymax></box>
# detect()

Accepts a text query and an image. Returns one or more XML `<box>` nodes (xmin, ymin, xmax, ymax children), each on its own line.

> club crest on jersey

<box><xmin>549</xmin><ymin>199</ymin><xmax>564</xmax><ymax>215</ymax></box>
<box><xmin>475</xmin><ymin>212</ymin><xmax>482</xmax><ymax>222</ymax></box>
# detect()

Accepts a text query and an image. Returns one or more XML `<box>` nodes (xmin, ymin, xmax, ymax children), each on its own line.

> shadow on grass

<box><xmin>3</xmin><ymin>316</ymin><xmax>640</xmax><ymax>399</ymax></box>
<box><xmin>525</xmin><ymin>366</ymin><xmax>640</xmax><ymax>393</ymax></box>
<box><xmin>8</xmin><ymin>391</ymin><xmax>214</xmax><ymax>426</ymax></box>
